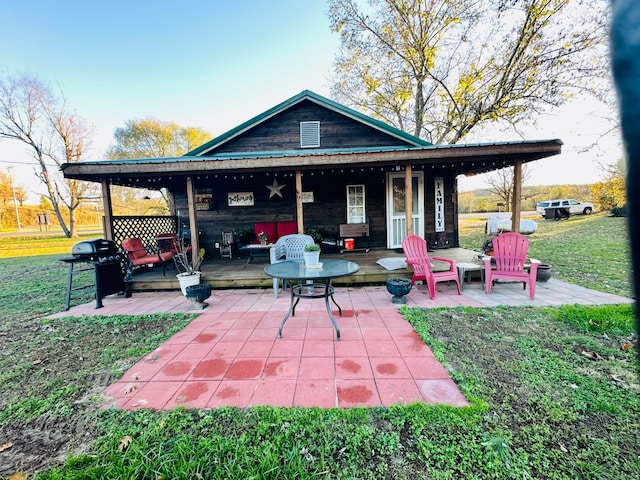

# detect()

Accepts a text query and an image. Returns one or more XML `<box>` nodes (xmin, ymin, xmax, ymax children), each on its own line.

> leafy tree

<box><xmin>590</xmin><ymin>157</ymin><xmax>626</xmax><ymax>210</ymax></box>
<box><xmin>0</xmin><ymin>169</ymin><xmax>26</xmax><ymax>206</ymax></box>
<box><xmin>328</xmin><ymin>0</ymin><xmax>608</xmax><ymax>144</ymax></box>
<box><xmin>107</xmin><ymin>118</ymin><xmax>211</xmax><ymax>159</ymax></box>
<box><xmin>0</xmin><ymin>73</ymin><xmax>95</xmax><ymax>237</ymax></box>
<box><xmin>106</xmin><ymin>118</ymin><xmax>211</xmax><ymax>212</ymax></box>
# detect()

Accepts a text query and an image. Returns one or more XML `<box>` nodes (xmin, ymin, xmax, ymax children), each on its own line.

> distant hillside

<box><xmin>459</xmin><ymin>184</ymin><xmax>593</xmax><ymax>213</ymax></box>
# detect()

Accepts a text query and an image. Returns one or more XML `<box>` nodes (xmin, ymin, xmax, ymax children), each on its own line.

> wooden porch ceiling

<box><xmin>62</xmin><ymin>139</ymin><xmax>562</xmax><ymax>190</ymax></box>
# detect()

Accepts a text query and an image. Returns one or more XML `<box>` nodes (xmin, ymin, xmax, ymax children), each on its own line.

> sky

<box><xmin>0</xmin><ymin>0</ymin><xmax>622</xmax><ymax>203</ymax></box>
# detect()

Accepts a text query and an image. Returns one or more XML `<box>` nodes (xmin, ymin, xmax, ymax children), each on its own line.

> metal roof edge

<box><xmin>61</xmin><ymin>138</ymin><xmax>561</xmax><ymax>169</ymax></box>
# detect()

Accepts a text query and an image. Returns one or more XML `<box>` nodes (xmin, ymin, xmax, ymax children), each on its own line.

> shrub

<box><xmin>611</xmin><ymin>204</ymin><xmax>628</xmax><ymax>217</ymax></box>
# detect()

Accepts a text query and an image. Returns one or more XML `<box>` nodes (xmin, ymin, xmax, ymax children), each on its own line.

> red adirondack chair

<box><xmin>401</xmin><ymin>234</ymin><xmax>461</xmax><ymax>299</ymax></box>
<box><xmin>483</xmin><ymin>232</ymin><xmax>540</xmax><ymax>299</ymax></box>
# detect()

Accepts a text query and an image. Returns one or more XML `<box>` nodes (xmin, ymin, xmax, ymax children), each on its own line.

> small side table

<box><xmin>456</xmin><ymin>262</ymin><xmax>485</xmax><ymax>290</ymax></box>
<box><xmin>239</xmin><ymin>243</ymin><xmax>273</xmax><ymax>265</ymax></box>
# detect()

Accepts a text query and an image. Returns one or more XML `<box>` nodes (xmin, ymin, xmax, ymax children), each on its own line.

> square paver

<box><xmin>298</xmin><ymin>356</ymin><xmax>335</xmax><ymax>379</ymax></box>
<box><xmin>250</xmin><ymin>379</ymin><xmax>296</xmax><ymax>407</ymax></box>
<box><xmin>336</xmin><ymin>379</ymin><xmax>382</xmax><ymax>407</ymax></box>
<box><xmin>335</xmin><ymin>357</ymin><xmax>374</xmax><ymax>379</ymax></box>
<box><xmin>294</xmin><ymin>379</ymin><xmax>336</xmax><ymax>407</ymax></box>
<box><xmin>376</xmin><ymin>379</ymin><xmax>425</xmax><ymax>406</ymax></box>
<box><xmin>167</xmin><ymin>380</ymin><xmax>218</xmax><ymax>409</ymax></box>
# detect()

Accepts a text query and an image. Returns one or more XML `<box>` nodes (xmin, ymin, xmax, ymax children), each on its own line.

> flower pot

<box><xmin>536</xmin><ymin>264</ymin><xmax>553</xmax><ymax>282</ymax></box>
<box><xmin>185</xmin><ymin>283</ymin><xmax>212</xmax><ymax>309</ymax></box>
<box><xmin>303</xmin><ymin>250</ymin><xmax>320</xmax><ymax>267</ymax></box>
<box><xmin>386</xmin><ymin>277</ymin><xmax>412</xmax><ymax>304</ymax></box>
<box><xmin>177</xmin><ymin>271</ymin><xmax>201</xmax><ymax>295</ymax></box>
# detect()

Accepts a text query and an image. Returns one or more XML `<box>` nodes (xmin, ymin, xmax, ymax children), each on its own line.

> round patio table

<box><xmin>264</xmin><ymin>259</ymin><xmax>360</xmax><ymax>340</ymax></box>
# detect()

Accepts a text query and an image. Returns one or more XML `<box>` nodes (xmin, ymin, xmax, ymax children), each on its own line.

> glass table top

<box><xmin>264</xmin><ymin>259</ymin><xmax>360</xmax><ymax>280</ymax></box>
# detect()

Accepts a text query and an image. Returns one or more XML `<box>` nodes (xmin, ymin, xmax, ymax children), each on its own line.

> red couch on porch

<box><xmin>254</xmin><ymin>221</ymin><xmax>298</xmax><ymax>244</ymax></box>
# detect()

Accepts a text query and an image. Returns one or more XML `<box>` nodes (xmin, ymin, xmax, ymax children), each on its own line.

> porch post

<box><xmin>100</xmin><ymin>179</ymin><xmax>114</xmax><ymax>241</ymax></box>
<box><xmin>405</xmin><ymin>165</ymin><xmax>413</xmax><ymax>235</ymax></box>
<box><xmin>511</xmin><ymin>160</ymin><xmax>523</xmax><ymax>233</ymax></box>
<box><xmin>295</xmin><ymin>170</ymin><xmax>303</xmax><ymax>234</ymax></box>
<box><xmin>186</xmin><ymin>177</ymin><xmax>200</xmax><ymax>265</ymax></box>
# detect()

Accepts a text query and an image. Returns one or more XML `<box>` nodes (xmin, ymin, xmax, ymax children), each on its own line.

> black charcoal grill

<box><xmin>61</xmin><ymin>239</ymin><xmax>125</xmax><ymax>311</ymax></box>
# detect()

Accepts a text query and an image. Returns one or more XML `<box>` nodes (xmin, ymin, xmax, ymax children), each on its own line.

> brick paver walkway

<box><xmin>49</xmin><ymin>279</ymin><xmax>633</xmax><ymax>410</ymax></box>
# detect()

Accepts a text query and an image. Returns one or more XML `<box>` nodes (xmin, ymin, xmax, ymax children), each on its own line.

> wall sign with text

<box><xmin>227</xmin><ymin>192</ymin><xmax>254</xmax><ymax>207</ymax></box>
<box><xmin>434</xmin><ymin>177</ymin><xmax>445</xmax><ymax>232</ymax></box>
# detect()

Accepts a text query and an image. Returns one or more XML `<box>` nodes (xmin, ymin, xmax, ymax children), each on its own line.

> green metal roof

<box><xmin>186</xmin><ymin>90</ymin><xmax>431</xmax><ymax>156</ymax></box>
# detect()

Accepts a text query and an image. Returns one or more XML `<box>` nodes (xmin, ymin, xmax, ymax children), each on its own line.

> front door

<box><xmin>386</xmin><ymin>172</ymin><xmax>424</xmax><ymax>248</ymax></box>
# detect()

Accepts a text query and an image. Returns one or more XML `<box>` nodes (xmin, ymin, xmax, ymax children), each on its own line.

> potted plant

<box><xmin>257</xmin><ymin>230</ymin><xmax>269</xmax><ymax>246</ymax></box>
<box><xmin>303</xmin><ymin>243</ymin><xmax>321</xmax><ymax>267</ymax></box>
<box><xmin>481</xmin><ymin>238</ymin><xmax>494</xmax><ymax>256</ymax></box>
<box><xmin>304</xmin><ymin>225</ymin><xmax>323</xmax><ymax>244</ymax></box>
<box><xmin>233</xmin><ymin>226</ymin><xmax>253</xmax><ymax>247</ymax></box>
<box><xmin>175</xmin><ymin>242</ymin><xmax>205</xmax><ymax>295</ymax></box>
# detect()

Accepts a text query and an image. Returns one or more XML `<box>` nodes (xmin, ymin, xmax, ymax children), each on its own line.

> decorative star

<box><xmin>265</xmin><ymin>178</ymin><xmax>285</xmax><ymax>198</ymax></box>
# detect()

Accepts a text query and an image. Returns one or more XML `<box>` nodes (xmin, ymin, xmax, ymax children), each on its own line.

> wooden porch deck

<box><xmin>126</xmin><ymin>247</ymin><xmax>481</xmax><ymax>292</ymax></box>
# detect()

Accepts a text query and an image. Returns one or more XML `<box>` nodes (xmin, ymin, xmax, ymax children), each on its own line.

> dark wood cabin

<box><xmin>62</xmin><ymin>90</ymin><xmax>562</xmax><ymax>261</ymax></box>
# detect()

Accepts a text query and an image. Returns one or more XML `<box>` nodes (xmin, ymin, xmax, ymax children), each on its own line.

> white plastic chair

<box><xmin>269</xmin><ymin>234</ymin><xmax>315</xmax><ymax>298</ymax></box>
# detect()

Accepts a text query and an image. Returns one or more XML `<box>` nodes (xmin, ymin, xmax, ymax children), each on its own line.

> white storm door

<box><xmin>386</xmin><ymin>172</ymin><xmax>424</xmax><ymax>248</ymax></box>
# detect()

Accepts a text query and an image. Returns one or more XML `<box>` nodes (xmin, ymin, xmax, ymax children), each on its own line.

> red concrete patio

<box><xmin>49</xmin><ymin>278</ymin><xmax>633</xmax><ymax>410</ymax></box>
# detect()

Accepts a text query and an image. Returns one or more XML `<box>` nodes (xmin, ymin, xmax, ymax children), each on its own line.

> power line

<box><xmin>0</xmin><ymin>159</ymin><xmax>40</xmax><ymax>166</ymax></box>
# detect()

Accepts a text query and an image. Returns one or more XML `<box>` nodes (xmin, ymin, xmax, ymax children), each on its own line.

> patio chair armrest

<box><xmin>432</xmin><ymin>256</ymin><xmax>457</xmax><ymax>268</ymax></box>
<box><xmin>528</xmin><ymin>258</ymin><xmax>541</xmax><ymax>265</ymax></box>
<box><xmin>122</xmin><ymin>246</ymin><xmax>147</xmax><ymax>255</ymax></box>
<box><xmin>404</xmin><ymin>258</ymin><xmax>422</xmax><ymax>268</ymax></box>
<box><xmin>270</xmin><ymin>243</ymin><xmax>286</xmax><ymax>263</ymax></box>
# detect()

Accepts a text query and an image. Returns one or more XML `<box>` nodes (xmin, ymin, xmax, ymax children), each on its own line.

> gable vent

<box><xmin>300</xmin><ymin>121</ymin><xmax>320</xmax><ymax>148</ymax></box>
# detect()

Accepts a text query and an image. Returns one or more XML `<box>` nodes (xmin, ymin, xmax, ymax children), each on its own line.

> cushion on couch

<box><xmin>276</xmin><ymin>221</ymin><xmax>298</xmax><ymax>237</ymax></box>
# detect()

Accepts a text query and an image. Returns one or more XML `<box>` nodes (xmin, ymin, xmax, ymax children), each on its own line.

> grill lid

<box><xmin>71</xmin><ymin>239</ymin><xmax>119</xmax><ymax>257</ymax></box>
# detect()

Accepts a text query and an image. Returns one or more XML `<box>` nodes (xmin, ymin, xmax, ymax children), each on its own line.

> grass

<box><xmin>0</xmin><ymin>214</ymin><xmax>638</xmax><ymax>479</ymax></box>
<box><xmin>458</xmin><ymin>212</ymin><xmax>633</xmax><ymax>298</ymax></box>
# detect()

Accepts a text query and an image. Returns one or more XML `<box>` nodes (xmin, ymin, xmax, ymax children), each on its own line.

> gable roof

<box><xmin>186</xmin><ymin>90</ymin><xmax>431</xmax><ymax>156</ymax></box>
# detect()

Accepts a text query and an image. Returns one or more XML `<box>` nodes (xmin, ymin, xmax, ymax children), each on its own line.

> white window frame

<box><xmin>300</xmin><ymin>121</ymin><xmax>320</xmax><ymax>148</ymax></box>
<box><xmin>346</xmin><ymin>184</ymin><xmax>366</xmax><ymax>224</ymax></box>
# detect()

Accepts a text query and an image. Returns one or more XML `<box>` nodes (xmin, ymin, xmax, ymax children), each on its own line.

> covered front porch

<box><xmin>125</xmin><ymin>247</ymin><xmax>480</xmax><ymax>293</ymax></box>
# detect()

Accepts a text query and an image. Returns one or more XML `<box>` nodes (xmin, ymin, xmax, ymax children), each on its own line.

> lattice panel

<box><xmin>112</xmin><ymin>216</ymin><xmax>178</xmax><ymax>249</ymax></box>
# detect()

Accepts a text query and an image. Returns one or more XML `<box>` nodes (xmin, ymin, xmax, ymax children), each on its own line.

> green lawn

<box><xmin>0</xmin><ymin>214</ymin><xmax>637</xmax><ymax>479</ymax></box>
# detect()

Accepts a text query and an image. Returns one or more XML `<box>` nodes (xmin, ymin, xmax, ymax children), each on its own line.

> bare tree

<box><xmin>328</xmin><ymin>0</ymin><xmax>609</xmax><ymax>144</ymax></box>
<box><xmin>0</xmin><ymin>73</ymin><xmax>95</xmax><ymax>237</ymax></box>
<box><xmin>486</xmin><ymin>164</ymin><xmax>544</xmax><ymax>210</ymax></box>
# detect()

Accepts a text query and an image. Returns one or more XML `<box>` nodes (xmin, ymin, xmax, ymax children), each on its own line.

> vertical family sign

<box><xmin>434</xmin><ymin>177</ymin><xmax>445</xmax><ymax>232</ymax></box>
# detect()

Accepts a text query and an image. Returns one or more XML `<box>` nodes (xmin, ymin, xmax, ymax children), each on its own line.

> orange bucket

<box><xmin>344</xmin><ymin>238</ymin><xmax>355</xmax><ymax>250</ymax></box>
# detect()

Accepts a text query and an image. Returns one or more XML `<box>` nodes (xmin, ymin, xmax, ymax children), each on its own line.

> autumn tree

<box><xmin>107</xmin><ymin>118</ymin><xmax>211</xmax><ymax>159</ymax></box>
<box><xmin>0</xmin><ymin>73</ymin><xmax>95</xmax><ymax>237</ymax></box>
<box><xmin>590</xmin><ymin>157</ymin><xmax>626</xmax><ymax>211</ymax></box>
<box><xmin>0</xmin><ymin>169</ymin><xmax>26</xmax><ymax>206</ymax></box>
<box><xmin>328</xmin><ymin>0</ymin><xmax>608</xmax><ymax>144</ymax></box>
<box><xmin>106</xmin><ymin>118</ymin><xmax>211</xmax><ymax>212</ymax></box>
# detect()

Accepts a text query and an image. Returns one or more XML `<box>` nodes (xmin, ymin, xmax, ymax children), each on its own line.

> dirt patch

<box><xmin>0</xmin><ymin>313</ymin><xmax>190</xmax><ymax>477</ymax></box>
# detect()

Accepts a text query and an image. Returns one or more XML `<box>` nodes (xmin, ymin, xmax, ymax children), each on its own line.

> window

<box><xmin>347</xmin><ymin>185</ymin><xmax>366</xmax><ymax>223</ymax></box>
<box><xmin>300</xmin><ymin>121</ymin><xmax>320</xmax><ymax>148</ymax></box>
